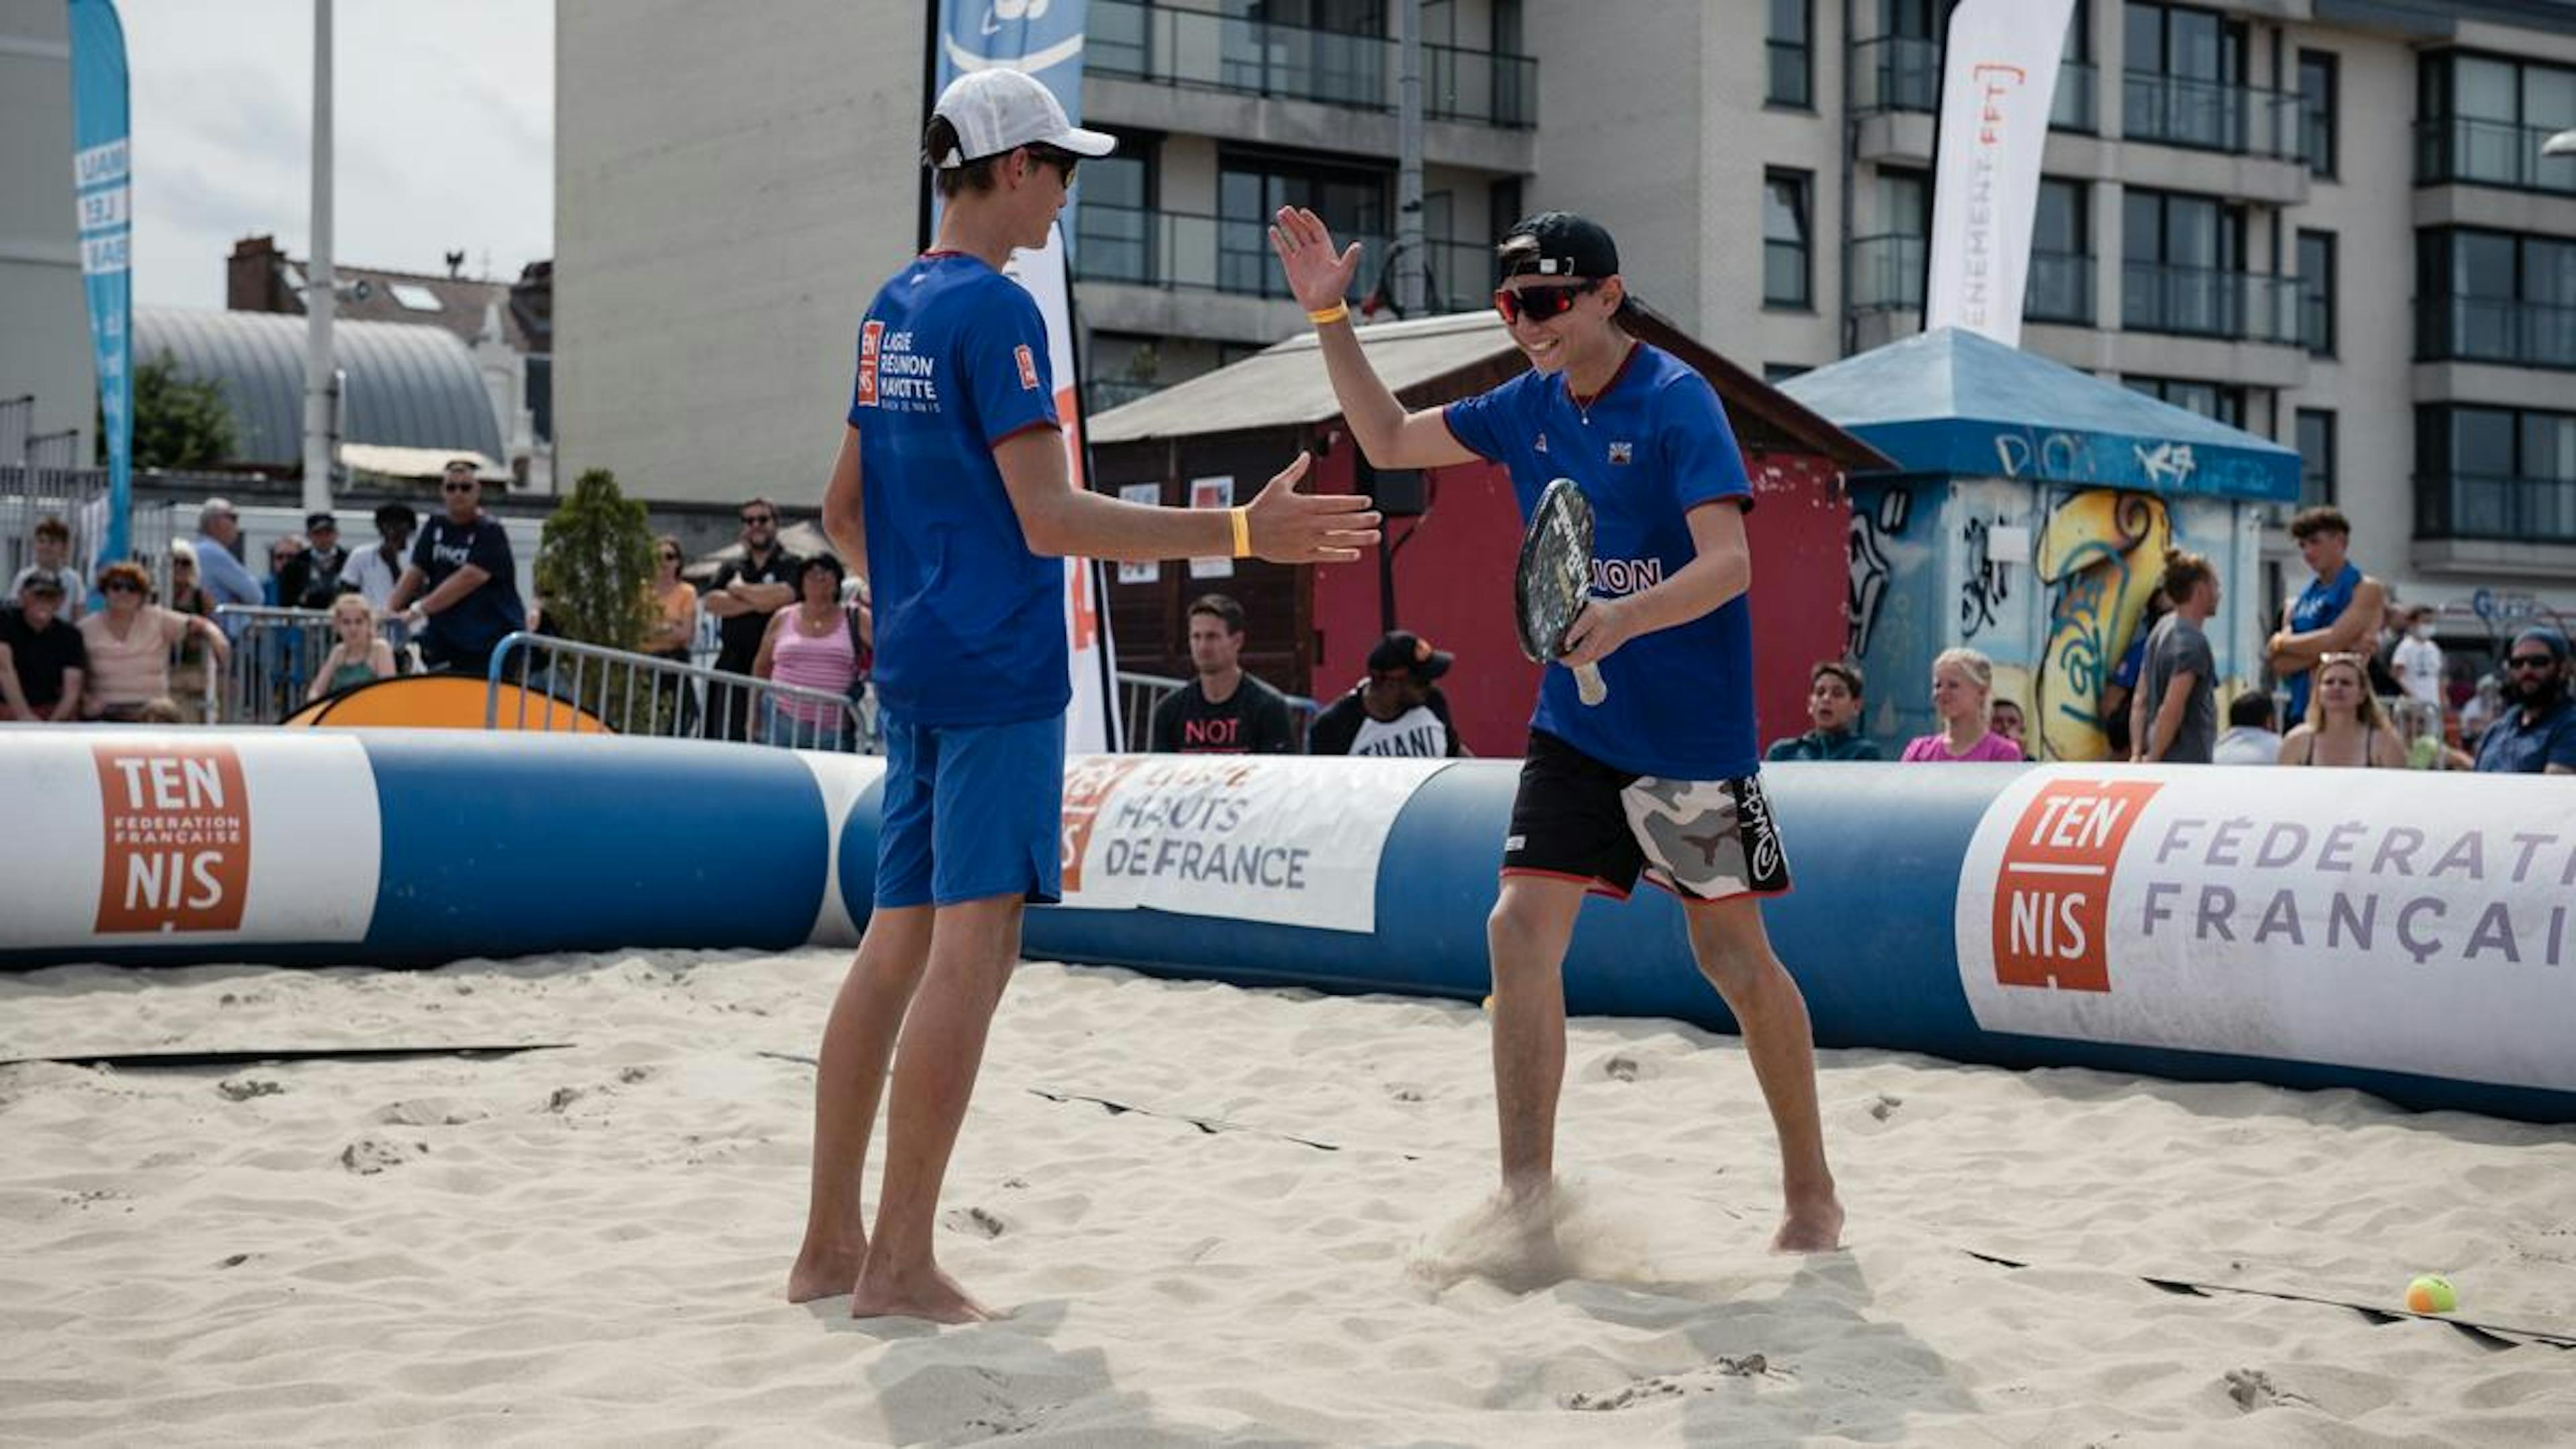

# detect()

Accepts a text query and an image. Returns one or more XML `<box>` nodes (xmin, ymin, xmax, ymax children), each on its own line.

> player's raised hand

<box><xmin>1244</xmin><ymin>452</ymin><xmax>1380</xmax><ymax>564</ymax></box>
<box><xmin>1268</xmin><ymin>207</ymin><xmax>1362</xmax><ymax>315</ymax></box>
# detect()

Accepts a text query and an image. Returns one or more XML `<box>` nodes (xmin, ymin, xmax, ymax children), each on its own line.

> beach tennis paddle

<box><xmin>1515</xmin><ymin>478</ymin><xmax>1607</xmax><ymax>706</ymax></box>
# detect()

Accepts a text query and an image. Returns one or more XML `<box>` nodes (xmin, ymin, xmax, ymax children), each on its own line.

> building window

<box><xmin>2054</xmin><ymin>3</ymin><xmax>2097</xmax><ymax>131</ymax></box>
<box><xmin>2417</xmin><ymin>403</ymin><xmax>2576</xmax><ymax>543</ymax></box>
<box><xmin>2416</xmin><ymin>227</ymin><xmax>2576</xmax><ymax>369</ymax></box>
<box><xmin>1764</xmin><ymin>169</ymin><xmax>1813</xmax><ymax>309</ymax></box>
<box><xmin>2124</xmin><ymin>187</ymin><xmax>2284</xmax><ymax>340</ymax></box>
<box><xmin>1768</xmin><ymin>0</ymin><xmax>1811</xmax><ymax>108</ymax></box>
<box><xmin>2298</xmin><ymin>229</ymin><xmax>2335</xmax><ymax>358</ymax></box>
<box><xmin>2296</xmin><ymin>409</ymin><xmax>2334</xmax><ymax>508</ymax></box>
<box><xmin>2124</xmin><ymin>1</ymin><xmax>2263</xmax><ymax>154</ymax></box>
<box><xmin>2027</xmin><ymin>176</ymin><xmax>2092</xmax><ymax>325</ymax></box>
<box><xmin>2418</xmin><ymin>52</ymin><xmax>2576</xmax><ymax>196</ymax></box>
<box><xmin>2125</xmin><ymin>374</ymin><xmax>2247</xmax><ymax>429</ymax></box>
<box><xmin>1071</xmin><ymin>136</ymin><xmax>1156</xmax><ymax>286</ymax></box>
<box><xmin>1217</xmin><ymin>153</ymin><xmax>1389</xmax><ymax>299</ymax></box>
<box><xmin>1854</xmin><ymin>167</ymin><xmax>1927</xmax><ymax>311</ymax></box>
<box><xmin>2300</xmin><ymin>50</ymin><xmax>2339</xmax><ymax>178</ymax></box>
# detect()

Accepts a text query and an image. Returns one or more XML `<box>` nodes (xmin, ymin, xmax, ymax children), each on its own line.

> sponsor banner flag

<box><xmin>1057</xmin><ymin>755</ymin><xmax>1458</xmax><ymax>933</ymax></box>
<box><xmin>934</xmin><ymin>0</ymin><xmax>1120</xmax><ymax>752</ymax></box>
<box><xmin>1956</xmin><ymin>767</ymin><xmax>2576</xmax><ymax>1094</ymax></box>
<box><xmin>0</xmin><ymin>734</ymin><xmax>382</xmax><ymax>950</ymax></box>
<box><xmin>1924</xmin><ymin>0</ymin><xmax>2075</xmax><ymax>346</ymax></box>
<box><xmin>67</xmin><ymin>0</ymin><xmax>134</xmax><ymax>565</ymax></box>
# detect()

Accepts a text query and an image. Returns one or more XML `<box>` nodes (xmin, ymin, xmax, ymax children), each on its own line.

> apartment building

<box><xmin>557</xmin><ymin>0</ymin><xmax>2575</xmax><ymax>633</ymax></box>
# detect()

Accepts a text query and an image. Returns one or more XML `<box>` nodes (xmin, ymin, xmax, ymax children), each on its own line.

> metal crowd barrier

<box><xmin>209</xmin><ymin>604</ymin><xmax>415</xmax><ymax>724</ymax></box>
<box><xmin>485</xmin><ymin>631</ymin><xmax>873</xmax><ymax>752</ymax></box>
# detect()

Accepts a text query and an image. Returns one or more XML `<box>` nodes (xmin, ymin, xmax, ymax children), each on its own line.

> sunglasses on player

<box><xmin>1493</xmin><ymin>278</ymin><xmax>1603</xmax><ymax>325</ymax></box>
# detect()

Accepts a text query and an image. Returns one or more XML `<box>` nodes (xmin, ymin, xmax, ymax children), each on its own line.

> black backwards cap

<box><xmin>1497</xmin><ymin>211</ymin><xmax>1620</xmax><ymax>283</ymax></box>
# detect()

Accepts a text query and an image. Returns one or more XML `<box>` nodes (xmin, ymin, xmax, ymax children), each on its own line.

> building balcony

<box><xmin>1849</xmin><ymin>233</ymin><xmax>1924</xmax><ymax>311</ymax></box>
<box><xmin>2415</xmin><ymin>116</ymin><xmax>2576</xmax><ymax>197</ymax></box>
<box><xmin>2121</xmin><ymin>70</ymin><xmax>2302</xmax><ymax>162</ymax></box>
<box><xmin>2120</xmin><ymin>262</ymin><xmax>2301</xmax><ymax>345</ymax></box>
<box><xmin>1088</xmin><ymin>0</ymin><xmax>1536</xmax><ymax>128</ymax></box>
<box><xmin>1073</xmin><ymin>202</ymin><xmax>1490</xmax><ymax>315</ymax></box>
<box><xmin>1846</xmin><ymin>36</ymin><xmax>2094</xmax><ymax>131</ymax></box>
<box><xmin>2025</xmin><ymin>252</ymin><xmax>2094</xmax><ymax>325</ymax></box>
<box><xmin>2417</xmin><ymin>296</ymin><xmax>2576</xmax><ymax>370</ymax></box>
<box><xmin>2417</xmin><ymin>470</ymin><xmax>2576</xmax><ymax>545</ymax></box>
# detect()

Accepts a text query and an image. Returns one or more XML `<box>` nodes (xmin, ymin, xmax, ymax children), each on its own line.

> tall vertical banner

<box><xmin>934</xmin><ymin>0</ymin><xmax>1122</xmax><ymax>752</ymax></box>
<box><xmin>67</xmin><ymin>0</ymin><xmax>133</xmax><ymax>566</ymax></box>
<box><xmin>1924</xmin><ymin>0</ymin><xmax>2075</xmax><ymax>347</ymax></box>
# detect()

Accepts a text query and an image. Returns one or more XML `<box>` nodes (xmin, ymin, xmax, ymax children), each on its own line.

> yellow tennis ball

<box><xmin>2405</xmin><ymin>1275</ymin><xmax>2457</xmax><ymax>1313</ymax></box>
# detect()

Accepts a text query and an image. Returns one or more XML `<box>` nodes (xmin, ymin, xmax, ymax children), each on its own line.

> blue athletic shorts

<box><xmin>875</xmin><ymin>713</ymin><xmax>1065</xmax><ymax>909</ymax></box>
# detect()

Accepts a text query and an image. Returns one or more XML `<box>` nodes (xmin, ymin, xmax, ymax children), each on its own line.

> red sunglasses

<box><xmin>1493</xmin><ymin>279</ymin><xmax>1601</xmax><ymax>325</ymax></box>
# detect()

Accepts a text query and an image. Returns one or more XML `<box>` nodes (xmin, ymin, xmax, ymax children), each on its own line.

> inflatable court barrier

<box><xmin>3</xmin><ymin>727</ymin><xmax>2571</xmax><ymax>1124</ymax></box>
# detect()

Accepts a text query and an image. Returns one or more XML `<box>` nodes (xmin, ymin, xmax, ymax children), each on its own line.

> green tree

<box><xmin>104</xmin><ymin>350</ymin><xmax>237</xmax><ymax>469</ymax></box>
<box><xmin>535</xmin><ymin>468</ymin><xmax>656</xmax><ymax>651</ymax></box>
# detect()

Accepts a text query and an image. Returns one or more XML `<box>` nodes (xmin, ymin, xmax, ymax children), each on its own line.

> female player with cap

<box><xmin>1271</xmin><ymin>206</ymin><xmax>1843</xmax><ymax>1255</ymax></box>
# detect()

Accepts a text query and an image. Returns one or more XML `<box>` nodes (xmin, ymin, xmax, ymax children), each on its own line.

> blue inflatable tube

<box><xmin>5</xmin><ymin>728</ymin><xmax>2571</xmax><ymax>1123</ymax></box>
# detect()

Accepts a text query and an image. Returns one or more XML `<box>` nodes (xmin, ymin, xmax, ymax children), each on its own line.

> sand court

<box><xmin>3</xmin><ymin>949</ymin><xmax>2572</xmax><ymax>1445</ymax></box>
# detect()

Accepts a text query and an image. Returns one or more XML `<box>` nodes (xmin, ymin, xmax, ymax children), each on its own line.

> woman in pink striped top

<box><xmin>1900</xmin><ymin>647</ymin><xmax>2028</xmax><ymax>763</ymax></box>
<box><xmin>753</xmin><ymin>554</ymin><xmax>865</xmax><ymax>751</ymax></box>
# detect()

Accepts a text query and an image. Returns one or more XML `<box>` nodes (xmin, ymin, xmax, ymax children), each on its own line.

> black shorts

<box><xmin>1500</xmin><ymin>730</ymin><xmax>1792</xmax><ymax>904</ymax></box>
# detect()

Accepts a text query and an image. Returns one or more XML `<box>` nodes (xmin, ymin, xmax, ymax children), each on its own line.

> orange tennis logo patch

<box><xmin>1990</xmin><ymin>779</ymin><xmax>2161</xmax><ymax>992</ymax></box>
<box><xmin>855</xmin><ymin>320</ymin><xmax>885</xmax><ymax>407</ymax></box>
<box><xmin>1014</xmin><ymin>343</ymin><xmax>1040</xmax><ymax>392</ymax></box>
<box><xmin>93</xmin><ymin>743</ymin><xmax>252</xmax><ymax>934</ymax></box>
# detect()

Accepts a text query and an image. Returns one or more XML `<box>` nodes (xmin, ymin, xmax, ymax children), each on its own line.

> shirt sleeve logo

<box><xmin>1014</xmin><ymin>343</ymin><xmax>1041</xmax><ymax>392</ymax></box>
<box><xmin>855</xmin><ymin>319</ymin><xmax>885</xmax><ymax>408</ymax></box>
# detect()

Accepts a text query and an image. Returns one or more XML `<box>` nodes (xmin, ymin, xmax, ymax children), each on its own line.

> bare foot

<box><xmin>785</xmin><ymin>1238</ymin><xmax>864</xmax><ymax>1304</ymax></box>
<box><xmin>1771</xmin><ymin>1190</ymin><xmax>1844</xmax><ymax>1253</ymax></box>
<box><xmin>848</xmin><ymin>1260</ymin><xmax>998</xmax><ymax>1324</ymax></box>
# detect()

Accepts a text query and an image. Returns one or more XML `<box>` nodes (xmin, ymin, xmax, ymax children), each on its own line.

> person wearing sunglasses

<box><xmin>1269</xmin><ymin>205</ymin><xmax>1841</xmax><ymax>1260</ymax></box>
<box><xmin>700</xmin><ymin>499</ymin><xmax>800</xmax><ymax>742</ymax></box>
<box><xmin>77</xmin><ymin>561</ymin><xmax>227</xmax><ymax>721</ymax></box>
<box><xmin>787</xmin><ymin>67</ymin><xmax>1375</xmax><ymax>1326</ymax></box>
<box><xmin>386</xmin><ymin>460</ymin><xmax>525</xmax><ymax>678</ymax></box>
<box><xmin>2472</xmin><ymin>627</ymin><xmax>2576</xmax><ymax>775</ymax></box>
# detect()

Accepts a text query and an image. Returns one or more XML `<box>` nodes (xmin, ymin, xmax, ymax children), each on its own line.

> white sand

<box><xmin>3</xmin><ymin>949</ymin><xmax>2571</xmax><ymax>1446</ymax></box>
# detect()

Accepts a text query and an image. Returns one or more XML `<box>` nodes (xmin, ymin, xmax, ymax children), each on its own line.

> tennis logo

<box><xmin>855</xmin><ymin>320</ymin><xmax>885</xmax><ymax>408</ymax></box>
<box><xmin>1990</xmin><ymin>778</ymin><xmax>2161</xmax><ymax>991</ymax></box>
<box><xmin>93</xmin><ymin>743</ymin><xmax>252</xmax><ymax>934</ymax></box>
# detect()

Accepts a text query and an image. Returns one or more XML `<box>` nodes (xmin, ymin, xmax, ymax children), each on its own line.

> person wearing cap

<box><xmin>1272</xmin><ymin>206</ymin><xmax>1841</xmax><ymax>1254</ymax></box>
<box><xmin>0</xmin><ymin>570</ymin><xmax>87</xmax><ymax>722</ymax></box>
<box><xmin>189</xmin><ymin>497</ymin><xmax>263</xmax><ymax>625</ymax></box>
<box><xmin>10</xmin><ymin>515</ymin><xmax>83</xmax><ymax>620</ymax></box>
<box><xmin>1765</xmin><ymin>659</ymin><xmax>1880</xmax><ymax>761</ymax></box>
<box><xmin>787</xmin><ymin>66</ymin><xmax>1378</xmax><ymax>1324</ymax></box>
<box><xmin>386</xmin><ymin>461</ymin><xmax>526</xmax><ymax>676</ymax></box>
<box><xmin>1147</xmin><ymin>593</ymin><xmax>1298</xmax><ymax>754</ymax></box>
<box><xmin>342</xmin><ymin>502</ymin><xmax>418</xmax><ymax>611</ymax></box>
<box><xmin>2473</xmin><ymin>627</ymin><xmax>2576</xmax><ymax>775</ymax></box>
<box><xmin>280</xmin><ymin>511</ymin><xmax>351</xmax><ymax>610</ymax></box>
<box><xmin>1307</xmin><ymin>629</ymin><xmax>1469</xmax><ymax>757</ymax></box>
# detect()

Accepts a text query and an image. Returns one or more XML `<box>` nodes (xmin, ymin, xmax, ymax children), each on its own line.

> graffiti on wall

<box><xmin>1847</xmin><ymin>487</ymin><xmax>1912</xmax><ymax>661</ymax></box>
<box><xmin>1958</xmin><ymin>515</ymin><xmax>2012</xmax><ymax>640</ymax></box>
<box><xmin>2034</xmin><ymin>490</ymin><xmax>2170</xmax><ymax>763</ymax></box>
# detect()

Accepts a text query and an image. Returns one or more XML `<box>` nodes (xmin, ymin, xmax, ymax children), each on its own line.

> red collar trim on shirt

<box><xmin>1566</xmin><ymin>340</ymin><xmax>1642</xmax><ymax>414</ymax></box>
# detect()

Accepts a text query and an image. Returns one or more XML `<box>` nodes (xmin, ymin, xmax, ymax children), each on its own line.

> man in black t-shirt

<box><xmin>0</xmin><ymin>574</ymin><xmax>87</xmax><ymax>722</ymax></box>
<box><xmin>388</xmin><ymin>462</ymin><xmax>527</xmax><ymax>676</ymax></box>
<box><xmin>1146</xmin><ymin>594</ymin><xmax>1296</xmax><ymax>753</ymax></box>
<box><xmin>1308</xmin><ymin>629</ymin><xmax>1468</xmax><ymax>759</ymax></box>
<box><xmin>700</xmin><ymin>496</ymin><xmax>801</xmax><ymax>741</ymax></box>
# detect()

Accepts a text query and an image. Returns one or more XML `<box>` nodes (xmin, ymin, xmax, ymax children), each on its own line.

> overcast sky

<box><xmin>123</xmin><ymin>0</ymin><xmax>553</xmax><ymax>309</ymax></box>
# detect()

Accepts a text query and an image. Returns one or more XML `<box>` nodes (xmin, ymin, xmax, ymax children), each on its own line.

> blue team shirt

<box><xmin>2284</xmin><ymin>561</ymin><xmax>2361</xmax><ymax>723</ymax></box>
<box><xmin>849</xmin><ymin>253</ymin><xmax>1067</xmax><ymax>727</ymax></box>
<box><xmin>1444</xmin><ymin>343</ymin><xmax>1760</xmax><ymax>780</ymax></box>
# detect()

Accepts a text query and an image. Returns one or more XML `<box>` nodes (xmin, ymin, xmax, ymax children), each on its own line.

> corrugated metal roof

<box><xmin>136</xmin><ymin>306</ymin><xmax>504</xmax><ymax>468</ymax></box>
<box><xmin>1087</xmin><ymin>313</ymin><xmax>1519</xmax><ymax>444</ymax></box>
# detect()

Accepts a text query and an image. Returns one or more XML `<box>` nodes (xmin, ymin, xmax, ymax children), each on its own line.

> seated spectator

<box><xmin>1764</xmin><ymin>659</ymin><xmax>1880</xmax><ymax>761</ymax></box>
<box><xmin>1308</xmin><ymin>631</ymin><xmax>1468</xmax><ymax>758</ymax></box>
<box><xmin>1900</xmin><ymin>647</ymin><xmax>2025</xmax><ymax>762</ymax></box>
<box><xmin>11</xmin><ymin>514</ymin><xmax>83</xmax><ymax>618</ymax></box>
<box><xmin>2276</xmin><ymin>653</ymin><xmax>2406</xmax><ymax>768</ymax></box>
<box><xmin>260</xmin><ymin>534</ymin><xmax>308</xmax><ymax>607</ymax></box>
<box><xmin>307</xmin><ymin>594</ymin><xmax>397</xmax><ymax>703</ymax></box>
<box><xmin>1989</xmin><ymin>698</ymin><xmax>2033</xmax><ymax>761</ymax></box>
<box><xmin>2473</xmin><ymin>627</ymin><xmax>2576</xmax><ymax>775</ymax></box>
<box><xmin>1148</xmin><ymin>594</ymin><xmax>1296</xmax><ymax>753</ymax></box>
<box><xmin>0</xmin><ymin>572</ymin><xmax>87</xmax><ymax>721</ymax></box>
<box><xmin>136</xmin><ymin>697</ymin><xmax>186</xmax><ymax>725</ymax></box>
<box><xmin>166</xmin><ymin>540</ymin><xmax>217</xmax><ymax>722</ymax></box>
<box><xmin>2211</xmin><ymin>692</ymin><xmax>2282</xmax><ymax>766</ymax></box>
<box><xmin>751</xmin><ymin>553</ymin><xmax>863</xmax><ymax>751</ymax></box>
<box><xmin>79</xmin><ymin>561</ymin><xmax>227</xmax><ymax>722</ymax></box>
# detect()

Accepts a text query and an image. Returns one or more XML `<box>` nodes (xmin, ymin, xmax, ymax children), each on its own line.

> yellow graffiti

<box><xmin>2033</xmin><ymin>490</ymin><xmax>2169</xmax><ymax>762</ymax></box>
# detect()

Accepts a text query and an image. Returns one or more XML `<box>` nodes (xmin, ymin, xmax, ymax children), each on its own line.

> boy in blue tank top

<box><xmin>1272</xmin><ymin>207</ymin><xmax>1842</xmax><ymax>1256</ymax></box>
<box><xmin>2268</xmin><ymin>506</ymin><xmax>2386</xmax><ymax>725</ymax></box>
<box><xmin>788</xmin><ymin>68</ymin><xmax>1381</xmax><ymax>1324</ymax></box>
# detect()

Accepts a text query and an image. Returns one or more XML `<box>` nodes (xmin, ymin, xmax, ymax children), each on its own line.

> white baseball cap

<box><xmin>926</xmin><ymin>68</ymin><xmax>1116</xmax><ymax>168</ymax></box>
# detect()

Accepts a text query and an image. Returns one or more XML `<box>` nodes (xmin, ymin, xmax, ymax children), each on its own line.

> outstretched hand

<box><xmin>1267</xmin><ymin>207</ymin><xmax>1362</xmax><ymax>314</ymax></box>
<box><xmin>1245</xmin><ymin>453</ymin><xmax>1380</xmax><ymax>564</ymax></box>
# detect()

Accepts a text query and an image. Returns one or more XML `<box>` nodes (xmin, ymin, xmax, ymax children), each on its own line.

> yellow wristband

<box><xmin>1229</xmin><ymin>506</ymin><xmax>1252</xmax><ymax>559</ymax></box>
<box><xmin>1306</xmin><ymin>303</ymin><xmax>1350</xmax><ymax>327</ymax></box>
